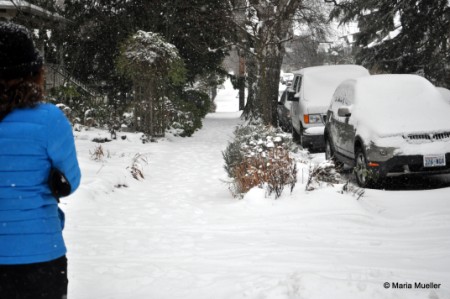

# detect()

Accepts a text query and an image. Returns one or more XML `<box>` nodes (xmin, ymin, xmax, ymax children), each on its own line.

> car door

<box><xmin>339</xmin><ymin>108</ymin><xmax>356</xmax><ymax>158</ymax></box>
<box><xmin>329</xmin><ymin>87</ymin><xmax>356</xmax><ymax>159</ymax></box>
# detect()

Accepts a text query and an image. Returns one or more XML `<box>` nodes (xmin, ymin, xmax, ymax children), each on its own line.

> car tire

<box><xmin>354</xmin><ymin>148</ymin><xmax>375</xmax><ymax>188</ymax></box>
<box><xmin>325</xmin><ymin>137</ymin><xmax>344</xmax><ymax>171</ymax></box>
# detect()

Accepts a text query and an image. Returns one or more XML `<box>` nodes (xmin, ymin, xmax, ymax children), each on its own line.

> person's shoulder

<box><xmin>35</xmin><ymin>103</ymin><xmax>67</xmax><ymax>119</ymax></box>
<box><xmin>4</xmin><ymin>103</ymin><xmax>61</xmax><ymax>123</ymax></box>
<box><xmin>36</xmin><ymin>102</ymin><xmax>62</xmax><ymax>113</ymax></box>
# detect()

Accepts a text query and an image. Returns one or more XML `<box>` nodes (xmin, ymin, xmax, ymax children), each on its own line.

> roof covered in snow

<box><xmin>293</xmin><ymin>64</ymin><xmax>370</xmax><ymax>106</ymax></box>
<box><xmin>349</xmin><ymin>74</ymin><xmax>450</xmax><ymax>136</ymax></box>
<box><xmin>0</xmin><ymin>0</ymin><xmax>66</xmax><ymax>23</ymax></box>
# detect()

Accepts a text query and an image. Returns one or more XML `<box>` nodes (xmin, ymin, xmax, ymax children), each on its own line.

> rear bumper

<box><xmin>369</xmin><ymin>153</ymin><xmax>450</xmax><ymax>177</ymax></box>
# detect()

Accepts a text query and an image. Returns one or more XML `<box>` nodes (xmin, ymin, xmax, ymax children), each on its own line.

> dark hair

<box><xmin>0</xmin><ymin>67</ymin><xmax>45</xmax><ymax>121</ymax></box>
<box><xmin>0</xmin><ymin>22</ymin><xmax>43</xmax><ymax>80</ymax></box>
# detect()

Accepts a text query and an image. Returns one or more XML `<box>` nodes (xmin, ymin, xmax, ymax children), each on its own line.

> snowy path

<box><xmin>64</xmin><ymin>81</ymin><xmax>450</xmax><ymax>299</ymax></box>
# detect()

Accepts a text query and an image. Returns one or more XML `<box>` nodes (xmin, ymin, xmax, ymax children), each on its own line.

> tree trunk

<box><xmin>267</xmin><ymin>52</ymin><xmax>284</xmax><ymax>126</ymax></box>
<box><xmin>254</xmin><ymin>23</ymin><xmax>285</xmax><ymax>126</ymax></box>
<box><xmin>148</xmin><ymin>81</ymin><xmax>155</xmax><ymax>137</ymax></box>
<box><xmin>238</xmin><ymin>53</ymin><xmax>246</xmax><ymax>111</ymax></box>
<box><xmin>242</xmin><ymin>54</ymin><xmax>258</xmax><ymax>120</ymax></box>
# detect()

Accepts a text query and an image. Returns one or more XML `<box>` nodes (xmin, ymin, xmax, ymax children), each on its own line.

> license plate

<box><xmin>423</xmin><ymin>154</ymin><xmax>446</xmax><ymax>167</ymax></box>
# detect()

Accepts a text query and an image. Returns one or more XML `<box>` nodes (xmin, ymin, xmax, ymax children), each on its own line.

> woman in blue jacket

<box><xmin>0</xmin><ymin>22</ymin><xmax>81</xmax><ymax>299</ymax></box>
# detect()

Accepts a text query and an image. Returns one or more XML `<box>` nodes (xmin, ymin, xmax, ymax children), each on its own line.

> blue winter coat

<box><xmin>0</xmin><ymin>103</ymin><xmax>81</xmax><ymax>265</ymax></box>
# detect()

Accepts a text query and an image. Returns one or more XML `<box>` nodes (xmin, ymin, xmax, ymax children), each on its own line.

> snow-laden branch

<box><xmin>124</xmin><ymin>31</ymin><xmax>180</xmax><ymax>65</ymax></box>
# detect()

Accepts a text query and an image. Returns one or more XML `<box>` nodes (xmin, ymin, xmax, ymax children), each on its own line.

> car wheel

<box><xmin>354</xmin><ymin>148</ymin><xmax>373</xmax><ymax>188</ymax></box>
<box><xmin>325</xmin><ymin>137</ymin><xmax>344</xmax><ymax>171</ymax></box>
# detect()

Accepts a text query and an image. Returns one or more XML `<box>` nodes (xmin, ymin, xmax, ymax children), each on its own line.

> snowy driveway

<box><xmin>63</xmin><ymin>81</ymin><xmax>450</xmax><ymax>299</ymax></box>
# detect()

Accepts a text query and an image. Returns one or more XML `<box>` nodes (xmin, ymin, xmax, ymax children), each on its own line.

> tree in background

<box><xmin>231</xmin><ymin>0</ymin><xmax>329</xmax><ymax>126</ymax></box>
<box><xmin>329</xmin><ymin>0</ymin><xmax>450</xmax><ymax>87</ymax></box>
<box><xmin>160</xmin><ymin>0</ymin><xmax>232</xmax><ymax>83</ymax></box>
<box><xmin>282</xmin><ymin>35</ymin><xmax>325</xmax><ymax>71</ymax></box>
<box><xmin>60</xmin><ymin>0</ymin><xmax>232</xmax><ymax>102</ymax></box>
<box><xmin>117</xmin><ymin>30</ymin><xmax>186</xmax><ymax>137</ymax></box>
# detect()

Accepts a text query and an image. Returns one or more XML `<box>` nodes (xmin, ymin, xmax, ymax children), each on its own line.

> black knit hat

<box><xmin>0</xmin><ymin>22</ymin><xmax>43</xmax><ymax>80</ymax></box>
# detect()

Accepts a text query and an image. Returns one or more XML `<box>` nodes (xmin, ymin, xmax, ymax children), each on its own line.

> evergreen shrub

<box><xmin>223</xmin><ymin>120</ymin><xmax>298</xmax><ymax>199</ymax></box>
<box><xmin>165</xmin><ymin>89</ymin><xmax>212</xmax><ymax>137</ymax></box>
<box><xmin>49</xmin><ymin>84</ymin><xmax>121</xmax><ymax>130</ymax></box>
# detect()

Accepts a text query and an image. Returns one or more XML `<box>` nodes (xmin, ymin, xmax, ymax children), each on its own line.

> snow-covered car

<box><xmin>437</xmin><ymin>87</ymin><xmax>450</xmax><ymax>104</ymax></box>
<box><xmin>324</xmin><ymin>74</ymin><xmax>450</xmax><ymax>187</ymax></box>
<box><xmin>277</xmin><ymin>88</ymin><xmax>292</xmax><ymax>132</ymax></box>
<box><xmin>287</xmin><ymin>65</ymin><xmax>370</xmax><ymax>150</ymax></box>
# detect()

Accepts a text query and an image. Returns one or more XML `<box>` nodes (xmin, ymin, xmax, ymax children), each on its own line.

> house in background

<box><xmin>0</xmin><ymin>0</ymin><xmax>65</xmax><ymax>24</ymax></box>
<box><xmin>0</xmin><ymin>0</ymin><xmax>101</xmax><ymax>100</ymax></box>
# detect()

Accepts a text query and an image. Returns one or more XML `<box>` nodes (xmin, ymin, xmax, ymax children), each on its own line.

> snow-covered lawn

<box><xmin>64</xmin><ymin>80</ymin><xmax>450</xmax><ymax>299</ymax></box>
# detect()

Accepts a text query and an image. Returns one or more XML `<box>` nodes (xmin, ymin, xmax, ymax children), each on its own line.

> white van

<box><xmin>287</xmin><ymin>65</ymin><xmax>370</xmax><ymax>150</ymax></box>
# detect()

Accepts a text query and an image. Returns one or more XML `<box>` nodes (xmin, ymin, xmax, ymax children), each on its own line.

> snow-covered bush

<box><xmin>117</xmin><ymin>31</ymin><xmax>185</xmax><ymax>83</ymax></box>
<box><xmin>128</xmin><ymin>153</ymin><xmax>148</xmax><ymax>180</ymax></box>
<box><xmin>90</xmin><ymin>145</ymin><xmax>105</xmax><ymax>161</ymax></box>
<box><xmin>165</xmin><ymin>90</ymin><xmax>211</xmax><ymax>137</ymax></box>
<box><xmin>340</xmin><ymin>181</ymin><xmax>365</xmax><ymax>200</ymax></box>
<box><xmin>305</xmin><ymin>160</ymin><xmax>342</xmax><ymax>191</ymax></box>
<box><xmin>183</xmin><ymin>90</ymin><xmax>211</xmax><ymax>119</ymax></box>
<box><xmin>50</xmin><ymin>84</ymin><xmax>122</xmax><ymax>132</ymax></box>
<box><xmin>223</xmin><ymin>120</ymin><xmax>297</xmax><ymax>199</ymax></box>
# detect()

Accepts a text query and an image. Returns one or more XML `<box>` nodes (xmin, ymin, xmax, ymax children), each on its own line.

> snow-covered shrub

<box><xmin>340</xmin><ymin>181</ymin><xmax>365</xmax><ymax>200</ymax></box>
<box><xmin>183</xmin><ymin>90</ymin><xmax>211</xmax><ymax>119</ymax></box>
<box><xmin>223</xmin><ymin>120</ymin><xmax>297</xmax><ymax>199</ymax></box>
<box><xmin>128</xmin><ymin>153</ymin><xmax>148</xmax><ymax>180</ymax></box>
<box><xmin>163</xmin><ymin>89</ymin><xmax>212</xmax><ymax>137</ymax></box>
<box><xmin>117</xmin><ymin>31</ymin><xmax>185</xmax><ymax>82</ymax></box>
<box><xmin>55</xmin><ymin>103</ymin><xmax>73</xmax><ymax>121</ymax></box>
<box><xmin>50</xmin><ymin>84</ymin><xmax>123</xmax><ymax>132</ymax></box>
<box><xmin>305</xmin><ymin>160</ymin><xmax>343</xmax><ymax>191</ymax></box>
<box><xmin>90</xmin><ymin>145</ymin><xmax>105</xmax><ymax>161</ymax></box>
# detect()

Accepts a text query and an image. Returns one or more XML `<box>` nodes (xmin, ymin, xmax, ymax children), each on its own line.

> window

<box><xmin>293</xmin><ymin>76</ymin><xmax>302</xmax><ymax>93</ymax></box>
<box><xmin>296</xmin><ymin>76</ymin><xmax>302</xmax><ymax>93</ymax></box>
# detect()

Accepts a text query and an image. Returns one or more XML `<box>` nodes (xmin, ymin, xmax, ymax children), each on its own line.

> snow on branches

<box><xmin>117</xmin><ymin>30</ymin><xmax>185</xmax><ymax>83</ymax></box>
<box><xmin>125</xmin><ymin>31</ymin><xmax>179</xmax><ymax>65</ymax></box>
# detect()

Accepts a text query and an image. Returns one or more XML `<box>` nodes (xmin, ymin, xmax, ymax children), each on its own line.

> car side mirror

<box><xmin>338</xmin><ymin>107</ymin><xmax>351</xmax><ymax>117</ymax></box>
<box><xmin>287</xmin><ymin>90</ymin><xmax>298</xmax><ymax>102</ymax></box>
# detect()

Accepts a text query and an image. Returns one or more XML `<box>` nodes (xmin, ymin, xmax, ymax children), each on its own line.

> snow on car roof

<box><xmin>292</xmin><ymin>64</ymin><xmax>368</xmax><ymax>76</ymax></box>
<box><xmin>437</xmin><ymin>87</ymin><xmax>450</xmax><ymax>104</ymax></box>
<box><xmin>293</xmin><ymin>65</ymin><xmax>369</xmax><ymax>106</ymax></box>
<box><xmin>351</xmin><ymin>74</ymin><xmax>450</xmax><ymax>136</ymax></box>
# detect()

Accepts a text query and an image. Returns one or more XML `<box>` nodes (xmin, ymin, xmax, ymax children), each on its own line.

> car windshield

<box><xmin>353</xmin><ymin>75</ymin><xmax>450</xmax><ymax>135</ymax></box>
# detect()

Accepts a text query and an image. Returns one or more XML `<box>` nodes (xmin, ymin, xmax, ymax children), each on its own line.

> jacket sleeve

<box><xmin>46</xmin><ymin>105</ymin><xmax>81</xmax><ymax>195</ymax></box>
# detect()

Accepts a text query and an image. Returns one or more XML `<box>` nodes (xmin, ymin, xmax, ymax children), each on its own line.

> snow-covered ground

<box><xmin>64</xmin><ymin>79</ymin><xmax>450</xmax><ymax>299</ymax></box>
